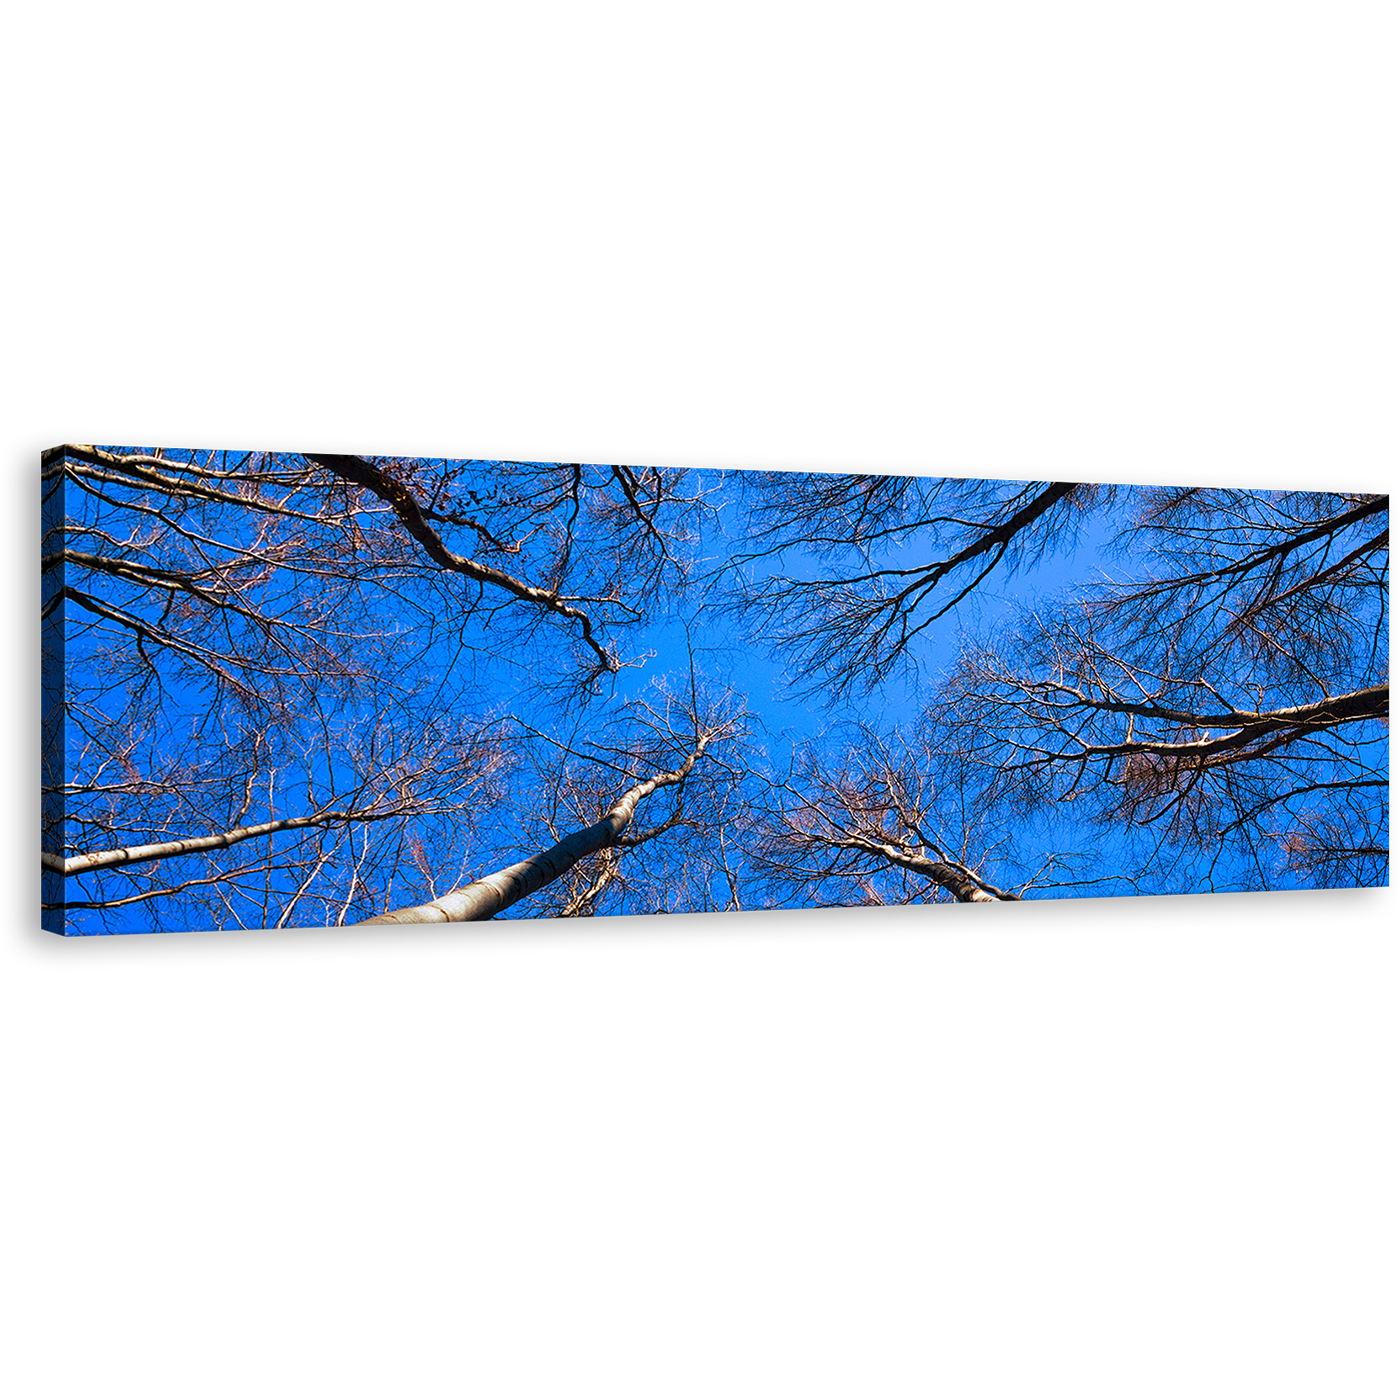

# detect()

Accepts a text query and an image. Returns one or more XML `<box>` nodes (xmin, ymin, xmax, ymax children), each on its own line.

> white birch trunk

<box><xmin>358</xmin><ymin>736</ymin><xmax>712</xmax><ymax>925</ymax></box>
<box><xmin>45</xmin><ymin>808</ymin><xmax>395</xmax><ymax>877</ymax></box>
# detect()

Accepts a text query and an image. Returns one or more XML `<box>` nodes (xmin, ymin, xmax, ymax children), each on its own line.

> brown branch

<box><xmin>306</xmin><ymin>454</ymin><xmax>617</xmax><ymax>675</ymax></box>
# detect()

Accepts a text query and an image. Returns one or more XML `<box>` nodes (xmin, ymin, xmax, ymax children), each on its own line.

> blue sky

<box><xmin>51</xmin><ymin>464</ymin><xmax>1377</xmax><ymax>935</ymax></box>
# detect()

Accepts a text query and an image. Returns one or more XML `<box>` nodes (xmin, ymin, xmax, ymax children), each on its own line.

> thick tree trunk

<box><xmin>358</xmin><ymin>736</ymin><xmax>712</xmax><ymax>925</ymax></box>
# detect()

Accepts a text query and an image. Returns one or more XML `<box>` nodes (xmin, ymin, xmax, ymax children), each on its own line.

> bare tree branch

<box><xmin>306</xmin><ymin>453</ymin><xmax>621</xmax><ymax>679</ymax></box>
<box><xmin>732</xmin><ymin>475</ymin><xmax>1098</xmax><ymax>697</ymax></box>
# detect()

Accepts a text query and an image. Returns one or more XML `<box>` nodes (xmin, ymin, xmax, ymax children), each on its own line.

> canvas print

<box><xmin>41</xmin><ymin>446</ymin><xmax>1389</xmax><ymax>935</ymax></box>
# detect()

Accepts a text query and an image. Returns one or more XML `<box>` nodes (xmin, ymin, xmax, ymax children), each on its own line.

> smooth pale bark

<box><xmin>837</xmin><ymin>835</ymin><xmax>1019</xmax><ymax>902</ymax></box>
<box><xmin>358</xmin><ymin>737</ymin><xmax>712</xmax><ymax>925</ymax></box>
<box><xmin>46</xmin><ymin>808</ymin><xmax>399</xmax><ymax>876</ymax></box>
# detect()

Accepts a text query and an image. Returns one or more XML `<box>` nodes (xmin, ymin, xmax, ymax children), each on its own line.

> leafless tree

<box><xmin>926</xmin><ymin>487</ymin><xmax>1389</xmax><ymax>891</ymax></box>
<box><xmin>729</xmin><ymin>472</ymin><xmax>1113</xmax><ymax>698</ymax></box>
<box><xmin>43</xmin><ymin>446</ymin><xmax>1387</xmax><ymax>930</ymax></box>
<box><xmin>358</xmin><ymin>684</ymin><xmax>750</xmax><ymax>924</ymax></box>
<box><xmin>501</xmin><ymin>674</ymin><xmax>767</xmax><ymax>918</ymax></box>
<box><xmin>750</xmin><ymin>725</ymin><xmax>1100</xmax><ymax>907</ymax></box>
<box><xmin>52</xmin><ymin>693</ymin><xmax>513</xmax><ymax>930</ymax></box>
<box><xmin>306</xmin><ymin>453</ymin><xmax>716</xmax><ymax>690</ymax></box>
<box><xmin>733</xmin><ymin>477</ymin><xmax>1387</xmax><ymax>897</ymax></box>
<box><xmin>42</xmin><ymin>444</ymin><xmax>717</xmax><ymax>931</ymax></box>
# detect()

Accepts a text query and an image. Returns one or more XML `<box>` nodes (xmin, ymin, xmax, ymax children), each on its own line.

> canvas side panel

<box><xmin>40</xmin><ymin>449</ymin><xmax>68</xmax><ymax>933</ymax></box>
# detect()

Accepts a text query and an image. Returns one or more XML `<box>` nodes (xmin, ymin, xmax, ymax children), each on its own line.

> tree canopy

<box><xmin>42</xmin><ymin>446</ymin><xmax>1389</xmax><ymax>934</ymax></box>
